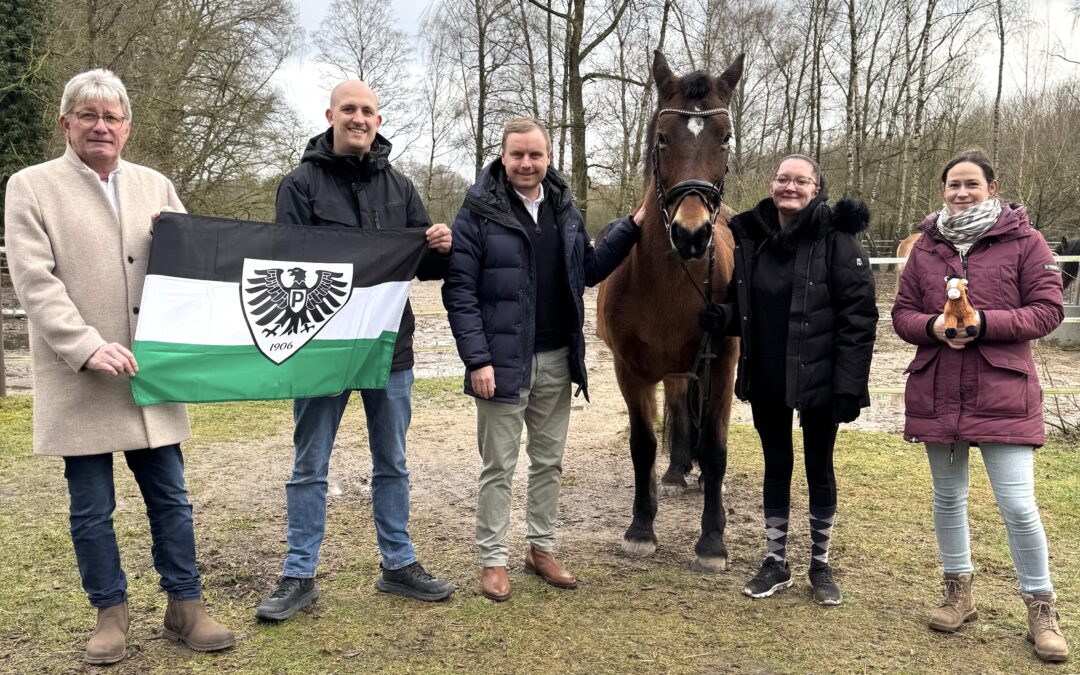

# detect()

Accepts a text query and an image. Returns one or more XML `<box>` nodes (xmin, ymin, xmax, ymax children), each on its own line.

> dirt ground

<box><xmin>2</xmin><ymin>275</ymin><xmax>1079</xmax><ymax>672</ymax></box>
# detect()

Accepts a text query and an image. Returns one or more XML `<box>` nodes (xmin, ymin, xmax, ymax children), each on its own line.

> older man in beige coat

<box><xmin>4</xmin><ymin>69</ymin><xmax>234</xmax><ymax>665</ymax></box>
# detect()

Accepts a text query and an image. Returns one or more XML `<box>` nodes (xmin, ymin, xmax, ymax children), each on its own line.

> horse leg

<box><xmin>690</xmin><ymin>337</ymin><xmax>738</xmax><ymax>573</ymax></box>
<box><xmin>615</xmin><ymin>364</ymin><xmax>660</xmax><ymax>557</ymax></box>
<box><xmin>659</xmin><ymin>376</ymin><xmax>694</xmax><ymax>496</ymax></box>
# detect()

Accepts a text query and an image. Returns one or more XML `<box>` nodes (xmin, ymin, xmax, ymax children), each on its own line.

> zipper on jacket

<box><xmin>792</xmin><ymin>238</ymin><xmax>817</xmax><ymax>408</ymax></box>
<box><xmin>742</xmin><ymin>239</ymin><xmax>768</xmax><ymax>400</ymax></box>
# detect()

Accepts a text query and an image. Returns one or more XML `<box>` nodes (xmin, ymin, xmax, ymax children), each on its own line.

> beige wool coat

<box><xmin>4</xmin><ymin>145</ymin><xmax>191</xmax><ymax>456</ymax></box>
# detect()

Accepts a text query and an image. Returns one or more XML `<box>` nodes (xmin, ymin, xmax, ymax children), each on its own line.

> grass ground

<box><xmin>0</xmin><ymin>382</ymin><xmax>1076</xmax><ymax>674</ymax></box>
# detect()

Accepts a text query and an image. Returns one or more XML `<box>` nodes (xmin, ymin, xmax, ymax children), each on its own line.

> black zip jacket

<box><xmin>725</xmin><ymin>195</ymin><xmax>878</xmax><ymax>411</ymax></box>
<box><xmin>275</xmin><ymin>128</ymin><xmax>450</xmax><ymax>372</ymax></box>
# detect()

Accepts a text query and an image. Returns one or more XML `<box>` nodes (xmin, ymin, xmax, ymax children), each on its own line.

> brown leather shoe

<box><xmin>481</xmin><ymin>566</ymin><xmax>510</xmax><ymax>601</ymax></box>
<box><xmin>524</xmin><ymin>547</ymin><xmax>578</xmax><ymax>589</ymax></box>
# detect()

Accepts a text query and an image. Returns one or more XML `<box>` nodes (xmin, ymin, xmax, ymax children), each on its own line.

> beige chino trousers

<box><xmin>475</xmin><ymin>347</ymin><xmax>572</xmax><ymax>567</ymax></box>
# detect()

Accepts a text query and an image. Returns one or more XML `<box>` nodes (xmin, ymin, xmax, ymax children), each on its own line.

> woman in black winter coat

<box><xmin>701</xmin><ymin>154</ymin><xmax>877</xmax><ymax>605</ymax></box>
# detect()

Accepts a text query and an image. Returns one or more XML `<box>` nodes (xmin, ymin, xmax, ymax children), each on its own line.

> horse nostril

<box><xmin>670</xmin><ymin>222</ymin><xmax>712</xmax><ymax>260</ymax></box>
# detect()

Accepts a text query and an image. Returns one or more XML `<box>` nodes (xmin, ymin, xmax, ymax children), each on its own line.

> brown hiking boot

<box><xmin>84</xmin><ymin>601</ymin><xmax>129</xmax><ymax>665</ymax></box>
<box><xmin>1024</xmin><ymin>593</ymin><xmax>1069</xmax><ymax>662</ymax></box>
<box><xmin>163</xmin><ymin>596</ymin><xmax>235</xmax><ymax>652</ymax></box>
<box><xmin>928</xmin><ymin>572</ymin><xmax>977</xmax><ymax>632</ymax></box>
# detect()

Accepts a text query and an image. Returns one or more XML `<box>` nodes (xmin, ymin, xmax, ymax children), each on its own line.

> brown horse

<box><xmin>596</xmin><ymin>51</ymin><xmax>743</xmax><ymax>572</ymax></box>
<box><xmin>895</xmin><ymin>231</ymin><xmax>922</xmax><ymax>292</ymax></box>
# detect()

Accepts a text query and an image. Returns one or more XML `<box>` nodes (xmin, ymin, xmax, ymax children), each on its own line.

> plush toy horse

<box><xmin>943</xmin><ymin>276</ymin><xmax>978</xmax><ymax>338</ymax></box>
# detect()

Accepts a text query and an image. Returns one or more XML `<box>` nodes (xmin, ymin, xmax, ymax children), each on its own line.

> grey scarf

<box><xmin>936</xmin><ymin>198</ymin><xmax>1002</xmax><ymax>256</ymax></box>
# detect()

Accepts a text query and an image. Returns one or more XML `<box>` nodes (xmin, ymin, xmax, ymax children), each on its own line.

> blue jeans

<box><xmin>926</xmin><ymin>442</ymin><xmax>1053</xmax><ymax>594</ymax></box>
<box><xmin>63</xmin><ymin>445</ymin><xmax>201</xmax><ymax>608</ymax></box>
<box><xmin>285</xmin><ymin>369</ymin><xmax>416</xmax><ymax>576</ymax></box>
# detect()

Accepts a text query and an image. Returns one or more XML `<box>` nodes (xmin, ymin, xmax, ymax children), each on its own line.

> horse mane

<box><xmin>681</xmin><ymin>72</ymin><xmax>712</xmax><ymax>99</ymax></box>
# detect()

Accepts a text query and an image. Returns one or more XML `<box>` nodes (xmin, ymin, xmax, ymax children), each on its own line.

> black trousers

<box><xmin>750</xmin><ymin>398</ymin><xmax>838</xmax><ymax>510</ymax></box>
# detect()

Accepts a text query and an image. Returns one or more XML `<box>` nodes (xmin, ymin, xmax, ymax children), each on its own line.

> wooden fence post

<box><xmin>1</xmin><ymin>309</ymin><xmax>6</xmax><ymax>397</ymax></box>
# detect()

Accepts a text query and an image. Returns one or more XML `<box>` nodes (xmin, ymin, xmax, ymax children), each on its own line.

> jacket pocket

<box><xmin>374</xmin><ymin>202</ymin><xmax>408</xmax><ymax>230</ymax></box>
<box><xmin>312</xmin><ymin>199</ymin><xmax>358</xmax><ymax>227</ymax></box>
<box><xmin>903</xmin><ymin>348</ymin><xmax>939</xmax><ymax>418</ymax></box>
<box><xmin>974</xmin><ymin>345</ymin><xmax>1031</xmax><ymax>417</ymax></box>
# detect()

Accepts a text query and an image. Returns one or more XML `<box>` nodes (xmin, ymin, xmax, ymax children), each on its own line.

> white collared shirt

<box><xmin>80</xmin><ymin>159</ymin><xmax>122</xmax><ymax>217</ymax></box>
<box><xmin>512</xmin><ymin>183</ymin><xmax>545</xmax><ymax>224</ymax></box>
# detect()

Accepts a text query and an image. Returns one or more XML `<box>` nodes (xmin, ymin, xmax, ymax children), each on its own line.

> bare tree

<box><xmin>530</xmin><ymin>0</ymin><xmax>631</xmax><ymax>220</ymax></box>
<box><xmin>47</xmin><ymin>0</ymin><xmax>303</xmax><ymax>219</ymax></box>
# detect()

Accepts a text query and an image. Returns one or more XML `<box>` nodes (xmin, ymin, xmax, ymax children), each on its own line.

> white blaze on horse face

<box><xmin>687</xmin><ymin>116</ymin><xmax>704</xmax><ymax>137</ymax></box>
<box><xmin>946</xmin><ymin>277</ymin><xmax>962</xmax><ymax>300</ymax></box>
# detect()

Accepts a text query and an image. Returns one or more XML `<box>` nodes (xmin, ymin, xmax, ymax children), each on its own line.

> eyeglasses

<box><xmin>70</xmin><ymin>111</ymin><xmax>127</xmax><ymax>130</ymax></box>
<box><xmin>772</xmin><ymin>175</ymin><xmax>817</xmax><ymax>189</ymax></box>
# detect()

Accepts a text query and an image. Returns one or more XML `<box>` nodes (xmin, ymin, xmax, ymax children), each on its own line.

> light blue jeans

<box><xmin>284</xmin><ymin>369</ymin><xmax>417</xmax><ymax>577</ymax></box>
<box><xmin>926</xmin><ymin>442</ymin><xmax>1053</xmax><ymax>594</ymax></box>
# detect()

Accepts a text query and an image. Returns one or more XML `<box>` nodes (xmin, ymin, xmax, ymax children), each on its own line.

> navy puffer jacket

<box><xmin>442</xmin><ymin>160</ymin><xmax>638</xmax><ymax>403</ymax></box>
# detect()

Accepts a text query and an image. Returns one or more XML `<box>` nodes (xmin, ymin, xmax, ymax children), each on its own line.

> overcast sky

<box><xmin>272</xmin><ymin>0</ymin><xmax>431</xmax><ymax>138</ymax></box>
<box><xmin>273</xmin><ymin>0</ymin><xmax>1080</xmax><ymax>157</ymax></box>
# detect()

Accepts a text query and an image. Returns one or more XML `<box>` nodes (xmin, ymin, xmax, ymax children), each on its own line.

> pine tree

<box><xmin>0</xmin><ymin>0</ymin><xmax>51</xmax><ymax>234</ymax></box>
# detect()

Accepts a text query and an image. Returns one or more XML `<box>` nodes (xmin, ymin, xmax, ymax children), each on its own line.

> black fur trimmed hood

<box><xmin>740</xmin><ymin>192</ymin><xmax>871</xmax><ymax>253</ymax></box>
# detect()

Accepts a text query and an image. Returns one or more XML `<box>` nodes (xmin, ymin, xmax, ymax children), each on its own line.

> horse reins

<box><xmin>649</xmin><ymin>106</ymin><xmax>732</xmax><ymax>434</ymax></box>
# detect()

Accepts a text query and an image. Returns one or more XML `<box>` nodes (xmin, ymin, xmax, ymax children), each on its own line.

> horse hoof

<box><xmin>696</xmin><ymin>477</ymin><xmax>726</xmax><ymax>495</ymax></box>
<box><xmin>621</xmin><ymin>539</ymin><xmax>657</xmax><ymax>557</ymax></box>
<box><xmin>690</xmin><ymin>555</ymin><xmax>727</xmax><ymax>574</ymax></box>
<box><xmin>659</xmin><ymin>483</ymin><xmax>686</xmax><ymax>497</ymax></box>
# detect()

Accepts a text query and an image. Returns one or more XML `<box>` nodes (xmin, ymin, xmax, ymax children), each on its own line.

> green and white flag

<box><xmin>131</xmin><ymin>212</ymin><xmax>427</xmax><ymax>405</ymax></box>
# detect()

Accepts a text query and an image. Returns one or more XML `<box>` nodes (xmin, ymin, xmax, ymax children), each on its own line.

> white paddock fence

<box><xmin>2</xmin><ymin>248</ymin><xmax>1080</xmax><ymax>397</ymax></box>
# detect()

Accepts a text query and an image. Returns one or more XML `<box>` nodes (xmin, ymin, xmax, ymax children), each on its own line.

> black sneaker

<box><xmin>809</xmin><ymin>562</ymin><xmax>842</xmax><ymax>605</ymax></box>
<box><xmin>743</xmin><ymin>558</ymin><xmax>793</xmax><ymax>598</ymax></box>
<box><xmin>255</xmin><ymin>576</ymin><xmax>320</xmax><ymax>622</ymax></box>
<box><xmin>375</xmin><ymin>561</ymin><xmax>454</xmax><ymax>602</ymax></box>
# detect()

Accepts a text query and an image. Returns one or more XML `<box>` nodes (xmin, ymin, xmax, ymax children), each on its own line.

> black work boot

<box><xmin>375</xmin><ymin>561</ymin><xmax>454</xmax><ymax>602</ymax></box>
<box><xmin>255</xmin><ymin>576</ymin><xmax>320</xmax><ymax>622</ymax></box>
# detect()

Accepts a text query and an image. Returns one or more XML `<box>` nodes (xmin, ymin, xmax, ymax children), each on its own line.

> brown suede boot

<box><xmin>1024</xmin><ymin>593</ymin><xmax>1069</xmax><ymax>662</ymax></box>
<box><xmin>163</xmin><ymin>596</ymin><xmax>235</xmax><ymax>652</ymax></box>
<box><xmin>928</xmin><ymin>572</ymin><xmax>977</xmax><ymax>632</ymax></box>
<box><xmin>84</xmin><ymin>601</ymin><xmax>129</xmax><ymax>665</ymax></box>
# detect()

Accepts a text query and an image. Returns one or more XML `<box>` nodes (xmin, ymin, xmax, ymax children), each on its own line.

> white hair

<box><xmin>59</xmin><ymin>69</ymin><xmax>132</xmax><ymax>121</ymax></box>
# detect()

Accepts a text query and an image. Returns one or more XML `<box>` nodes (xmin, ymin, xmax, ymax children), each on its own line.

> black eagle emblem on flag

<box><xmin>244</xmin><ymin>267</ymin><xmax>349</xmax><ymax>336</ymax></box>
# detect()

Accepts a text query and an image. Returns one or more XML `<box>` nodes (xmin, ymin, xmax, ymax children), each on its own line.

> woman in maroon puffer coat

<box><xmin>892</xmin><ymin>148</ymin><xmax>1068</xmax><ymax>663</ymax></box>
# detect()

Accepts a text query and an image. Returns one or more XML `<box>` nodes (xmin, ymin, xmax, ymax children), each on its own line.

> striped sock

<box><xmin>764</xmin><ymin>507</ymin><xmax>789</xmax><ymax>562</ymax></box>
<box><xmin>809</xmin><ymin>505</ymin><xmax>836</xmax><ymax>566</ymax></box>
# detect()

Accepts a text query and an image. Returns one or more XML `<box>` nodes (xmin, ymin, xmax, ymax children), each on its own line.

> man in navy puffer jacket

<box><xmin>442</xmin><ymin>117</ymin><xmax>638</xmax><ymax>601</ymax></box>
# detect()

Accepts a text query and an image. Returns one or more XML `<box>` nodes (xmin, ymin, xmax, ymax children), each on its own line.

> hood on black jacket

<box><xmin>300</xmin><ymin>127</ymin><xmax>393</xmax><ymax>178</ymax></box>
<box><xmin>745</xmin><ymin>190</ymin><xmax>870</xmax><ymax>253</ymax></box>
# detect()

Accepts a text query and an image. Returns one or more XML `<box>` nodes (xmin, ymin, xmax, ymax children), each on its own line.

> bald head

<box><xmin>326</xmin><ymin>80</ymin><xmax>382</xmax><ymax>157</ymax></box>
<box><xmin>329</xmin><ymin>80</ymin><xmax>378</xmax><ymax>108</ymax></box>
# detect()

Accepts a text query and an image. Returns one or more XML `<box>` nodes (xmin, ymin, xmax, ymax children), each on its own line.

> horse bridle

<box><xmin>650</xmin><ymin>106</ymin><xmax>732</xmax><ymax>245</ymax></box>
<box><xmin>650</xmin><ymin>106</ymin><xmax>732</xmax><ymax>435</ymax></box>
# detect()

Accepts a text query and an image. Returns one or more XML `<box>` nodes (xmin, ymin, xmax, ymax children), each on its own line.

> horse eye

<box><xmin>656</xmin><ymin>133</ymin><xmax>668</xmax><ymax>150</ymax></box>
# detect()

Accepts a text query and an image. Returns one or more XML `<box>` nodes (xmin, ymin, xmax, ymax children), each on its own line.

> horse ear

<box><xmin>653</xmin><ymin>50</ymin><xmax>675</xmax><ymax>97</ymax></box>
<box><xmin>715</xmin><ymin>53</ymin><xmax>746</xmax><ymax>94</ymax></box>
